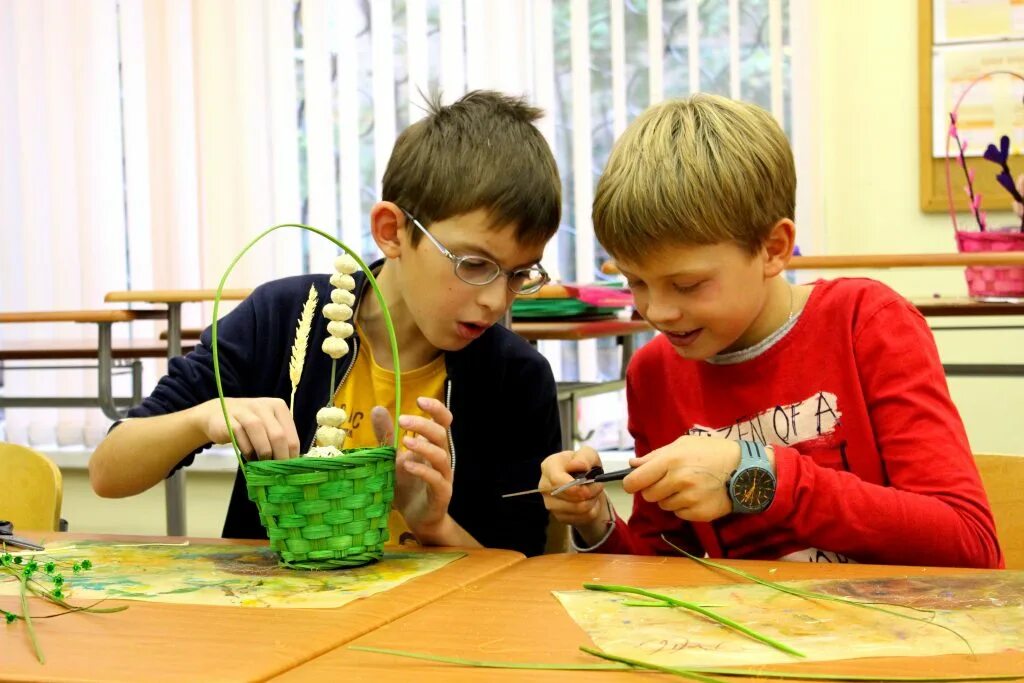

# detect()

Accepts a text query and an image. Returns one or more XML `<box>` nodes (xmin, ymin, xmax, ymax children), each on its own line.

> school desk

<box><xmin>103</xmin><ymin>290</ymin><xmax>250</xmax><ymax>537</ymax></box>
<box><xmin>601</xmin><ymin>252</ymin><xmax>1024</xmax><ymax>274</ymax></box>
<box><xmin>0</xmin><ymin>532</ymin><xmax>522</xmax><ymax>682</ymax></box>
<box><xmin>0</xmin><ymin>308</ymin><xmax>176</xmax><ymax>420</ymax></box>
<box><xmin>271</xmin><ymin>552</ymin><xmax>1024</xmax><ymax>682</ymax></box>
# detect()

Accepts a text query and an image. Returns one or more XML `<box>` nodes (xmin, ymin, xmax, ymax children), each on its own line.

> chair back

<box><xmin>975</xmin><ymin>453</ymin><xmax>1024</xmax><ymax>569</ymax></box>
<box><xmin>0</xmin><ymin>442</ymin><xmax>63</xmax><ymax>531</ymax></box>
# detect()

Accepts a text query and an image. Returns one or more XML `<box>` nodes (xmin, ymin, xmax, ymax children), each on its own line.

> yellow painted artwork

<box><xmin>554</xmin><ymin>572</ymin><xmax>1024</xmax><ymax>668</ymax></box>
<box><xmin>936</xmin><ymin>0</ymin><xmax>1024</xmax><ymax>43</ymax></box>
<box><xmin>930</xmin><ymin>43</ymin><xmax>1024</xmax><ymax>157</ymax></box>
<box><xmin>0</xmin><ymin>541</ymin><xmax>464</xmax><ymax>609</ymax></box>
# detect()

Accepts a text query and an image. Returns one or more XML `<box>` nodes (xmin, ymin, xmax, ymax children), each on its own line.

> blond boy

<box><xmin>540</xmin><ymin>94</ymin><xmax>1002</xmax><ymax>567</ymax></box>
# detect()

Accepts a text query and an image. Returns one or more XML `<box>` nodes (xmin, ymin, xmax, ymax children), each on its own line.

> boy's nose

<box><xmin>643</xmin><ymin>294</ymin><xmax>682</xmax><ymax>325</ymax></box>
<box><xmin>476</xmin><ymin>276</ymin><xmax>512</xmax><ymax>315</ymax></box>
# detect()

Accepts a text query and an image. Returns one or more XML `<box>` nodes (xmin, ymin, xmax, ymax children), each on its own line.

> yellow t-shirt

<box><xmin>333</xmin><ymin>322</ymin><xmax>448</xmax><ymax>544</ymax></box>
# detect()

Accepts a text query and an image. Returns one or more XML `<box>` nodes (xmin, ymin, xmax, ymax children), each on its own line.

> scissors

<box><xmin>0</xmin><ymin>521</ymin><xmax>45</xmax><ymax>552</ymax></box>
<box><xmin>502</xmin><ymin>466</ymin><xmax>634</xmax><ymax>498</ymax></box>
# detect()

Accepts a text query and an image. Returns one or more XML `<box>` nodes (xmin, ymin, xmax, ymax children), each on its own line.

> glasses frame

<box><xmin>400</xmin><ymin>209</ymin><xmax>550</xmax><ymax>295</ymax></box>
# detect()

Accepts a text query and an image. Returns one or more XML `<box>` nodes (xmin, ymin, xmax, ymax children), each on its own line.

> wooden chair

<box><xmin>0</xmin><ymin>442</ymin><xmax>63</xmax><ymax>531</ymax></box>
<box><xmin>974</xmin><ymin>453</ymin><xmax>1024</xmax><ymax>569</ymax></box>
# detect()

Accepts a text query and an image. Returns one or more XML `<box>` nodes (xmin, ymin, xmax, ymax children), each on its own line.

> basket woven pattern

<box><xmin>956</xmin><ymin>230</ymin><xmax>1024</xmax><ymax>298</ymax></box>
<box><xmin>244</xmin><ymin>448</ymin><xmax>396</xmax><ymax>569</ymax></box>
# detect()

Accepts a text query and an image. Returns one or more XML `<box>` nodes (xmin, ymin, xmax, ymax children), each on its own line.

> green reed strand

<box><xmin>328</xmin><ymin>359</ymin><xmax>336</xmax><ymax>412</ymax></box>
<box><xmin>661</xmin><ymin>538</ymin><xmax>975</xmax><ymax>655</ymax></box>
<box><xmin>584</xmin><ymin>583</ymin><xmax>805</xmax><ymax>658</ymax></box>
<box><xmin>212</xmin><ymin>223</ymin><xmax>402</xmax><ymax>467</ymax></box>
<box><xmin>349</xmin><ymin>645</ymin><xmax>630</xmax><ymax>670</ymax></box>
<box><xmin>350</xmin><ymin>645</ymin><xmax>1024</xmax><ymax>681</ymax></box>
<box><xmin>18</xmin><ymin>574</ymin><xmax>43</xmax><ymax>664</ymax></box>
<box><xmin>24</xmin><ymin>580</ymin><xmax>127</xmax><ymax>615</ymax></box>
<box><xmin>580</xmin><ymin>646</ymin><xmax>728</xmax><ymax>682</ymax></box>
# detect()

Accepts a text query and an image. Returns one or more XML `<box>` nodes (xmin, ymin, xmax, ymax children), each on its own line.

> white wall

<box><xmin>801</xmin><ymin>0</ymin><xmax>1020</xmax><ymax>454</ymax></box>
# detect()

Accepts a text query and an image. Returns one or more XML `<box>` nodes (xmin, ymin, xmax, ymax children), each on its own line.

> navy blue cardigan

<box><xmin>122</xmin><ymin>266</ymin><xmax>561</xmax><ymax>556</ymax></box>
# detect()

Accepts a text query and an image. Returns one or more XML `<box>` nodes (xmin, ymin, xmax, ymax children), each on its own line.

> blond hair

<box><xmin>593</xmin><ymin>93</ymin><xmax>795</xmax><ymax>261</ymax></box>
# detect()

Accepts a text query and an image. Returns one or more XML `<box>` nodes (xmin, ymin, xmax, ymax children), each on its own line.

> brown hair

<box><xmin>593</xmin><ymin>93</ymin><xmax>795</xmax><ymax>261</ymax></box>
<box><xmin>382</xmin><ymin>90</ymin><xmax>561</xmax><ymax>247</ymax></box>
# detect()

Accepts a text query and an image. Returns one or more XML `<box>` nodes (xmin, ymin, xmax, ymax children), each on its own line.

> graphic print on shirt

<box><xmin>688</xmin><ymin>390</ymin><xmax>841</xmax><ymax>449</ymax></box>
<box><xmin>687</xmin><ymin>390</ymin><xmax>853</xmax><ymax>564</ymax></box>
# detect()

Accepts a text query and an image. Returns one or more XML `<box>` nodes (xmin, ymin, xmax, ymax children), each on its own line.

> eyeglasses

<box><xmin>401</xmin><ymin>210</ymin><xmax>551</xmax><ymax>295</ymax></box>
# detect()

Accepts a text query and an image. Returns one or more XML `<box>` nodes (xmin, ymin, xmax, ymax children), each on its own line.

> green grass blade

<box><xmin>585</xmin><ymin>583</ymin><xmax>806</xmax><ymax>658</ymax></box>
<box><xmin>581</xmin><ymin>646</ymin><xmax>729</xmax><ymax>682</ymax></box>
<box><xmin>660</xmin><ymin>537</ymin><xmax>974</xmax><ymax>655</ymax></box>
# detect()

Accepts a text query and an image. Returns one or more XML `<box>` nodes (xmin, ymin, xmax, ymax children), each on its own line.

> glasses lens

<box><xmin>455</xmin><ymin>256</ymin><xmax>501</xmax><ymax>285</ymax></box>
<box><xmin>510</xmin><ymin>268</ymin><xmax>549</xmax><ymax>294</ymax></box>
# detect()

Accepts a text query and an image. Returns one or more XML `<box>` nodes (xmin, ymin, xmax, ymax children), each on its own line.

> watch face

<box><xmin>732</xmin><ymin>467</ymin><xmax>776</xmax><ymax>512</ymax></box>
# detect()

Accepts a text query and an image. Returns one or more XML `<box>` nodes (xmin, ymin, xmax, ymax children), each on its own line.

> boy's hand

<box><xmin>624</xmin><ymin>436</ymin><xmax>745</xmax><ymax>522</ymax></box>
<box><xmin>539</xmin><ymin>446</ymin><xmax>612</xmax><ymax>545</ymax></box>
<box><xmin>193</xmin><ymin>397</ymin><xmax>300</xmax><ymax>460</ymax></box>
<box><xmin>371</xmin><ymin>399</ymin><xmax>455</xmax><ymax>541</ymax></box>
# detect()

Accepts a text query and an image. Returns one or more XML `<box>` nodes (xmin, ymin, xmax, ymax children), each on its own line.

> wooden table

<box><xmin>0</xmin><ymin>533</ymin><xmax>523</xmax><ymax>682</ymax></box>
<box><xmin>271</xmin><ymin>553</ymin><xmax>1024</xmax><ymax>682</ymax></box>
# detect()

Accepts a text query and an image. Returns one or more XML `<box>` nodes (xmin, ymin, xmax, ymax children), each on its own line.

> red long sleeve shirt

<box><xmin>594</xmin><ymin>278</ymin><xmax>1003</xmax><ymax>568</ymax></box>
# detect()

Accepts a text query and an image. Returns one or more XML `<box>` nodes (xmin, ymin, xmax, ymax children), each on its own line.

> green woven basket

<box><xmin>210</xmin><ymin>224</ymin><xmax>401</xmax><ymax>570</ymax></box>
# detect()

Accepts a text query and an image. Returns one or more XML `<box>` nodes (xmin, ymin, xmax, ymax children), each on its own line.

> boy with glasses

<box><xmin>91</xmin><ymin>91</ymin><xmax>562</xmax><ymax>556</ymax></box>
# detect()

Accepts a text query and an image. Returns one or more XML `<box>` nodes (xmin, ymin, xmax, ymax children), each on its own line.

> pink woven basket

<box><xmin>956</xmin><ymin>230</ymin><xmax>1024</xmax><ymax>298</ymax></box>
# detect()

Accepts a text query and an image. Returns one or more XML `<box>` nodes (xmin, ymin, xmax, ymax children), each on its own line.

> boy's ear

<box><xmin>369</xmin><ymin>202</ymin><xmax>406</xmax><ymax>258</ymax></box>
<box><xmin>761</xmin><ymin>218</ymin><xmax>796</xmax><ymax>278</ymax></box>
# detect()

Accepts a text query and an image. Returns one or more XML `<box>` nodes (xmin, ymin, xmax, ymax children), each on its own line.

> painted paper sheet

<box><xmin>555</xmin><ymin>572</ymin><xmax>1024</xmax><ymax>668</ymax></box>
<box><xmin>931</xmin><ymin>42</ymin><xmax>1024</xmax><ymax>157</ymax></box>
<box><xmin>934</xmin><ymin>0</ymin><xmax>1024</xmax><ymax>43</ymax></box>
<box><xmin>0</xmin><ymin>541</ymin><xmax>464</xmax><ymax>609</ymax></box>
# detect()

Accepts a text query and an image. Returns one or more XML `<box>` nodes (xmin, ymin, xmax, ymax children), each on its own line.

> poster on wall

<box><xmin>931</xmin><ymin>42</ymin><xmax>1024</xmax><ymax>158</ymax></box>
<box><xmin>933</xmin><ymin>0</ymin><xmax>1024</xmax><ymax>43</ymax></box>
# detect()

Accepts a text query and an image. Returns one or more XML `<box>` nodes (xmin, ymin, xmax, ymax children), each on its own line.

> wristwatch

<box><xmin>727</xmin><ymin>440</ymin><xmax>777</xmax><ymax>514</ymax></box>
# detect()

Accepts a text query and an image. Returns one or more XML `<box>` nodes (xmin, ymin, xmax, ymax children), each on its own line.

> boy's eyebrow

<box><xmin>449</xmin><ymin>241</ymin><xmax>543</xmax><ymax>270</ymax></box>
<box><xmin>619</xmin><ymin>266</ymin><xmax>710</xmax><ymax>280</ymax></box>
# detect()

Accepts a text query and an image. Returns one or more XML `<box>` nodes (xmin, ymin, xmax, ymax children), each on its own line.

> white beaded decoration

<box><xmin>331</xmin><ymin>289</ymin><xmax>355</xmax><ymax>306</ymax></box>
<box><xmin>315</xmin><ymin>425</ymin><xmax>347</xmax><ymax>449</ymax></box>
<box><xmin>322</xmin><ymin>336</ymin><xmax>350</xmax><ymax>359</ymax></box>
<box><xmin>313</xmin><ymin>251</ymin><xmax>362</xmax><ymax>452</ymax></box>
<box><xmin>322</xmin><ymin>303</ymin><xmax>353</xmax><ymax>321</ymax></box>
<box><xmin>327</xmin><ymin>321</ymin><xmax>354</xmax><ymax>339</ymax></box>
<box><xmin>316</xmin><ymin>406</ymin><xmax>347</xmax><ymax>427</ymax></box>
<box><xmin>333</xmin><ymin>254</ymin><xmax>360</xmax><ymax>274</ymax></box>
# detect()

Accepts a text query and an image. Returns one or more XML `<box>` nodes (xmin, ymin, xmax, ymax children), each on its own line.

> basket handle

<box><xmin>211</xmin><ymin>223</ymin><xmax>401</xmax><ymax>468</ymax></box>
<box><xmin>944</xmin><ymin>70</ymin><xmax>1024</xmax><ymax>233</ymax></box>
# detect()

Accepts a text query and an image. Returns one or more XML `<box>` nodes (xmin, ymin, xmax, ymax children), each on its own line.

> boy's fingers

<box><xmin>403</xmin><ymin>459</ymin><xmax>450</xmax><ymax>494</ymax></box>
<box><xmin>251</xmin><ymin>402</ymin><xmax>290</xmax><ymax>461</ymax></box>
<box><xmin>270</xmin><ymin>400</ymin><xmax>302</xmax><ymax>457</ymax></box>
<box><xmin>402</xmin><ymin>436</ymin><xmax>452</xmax><ymax>478</ymax></box>
<box><xmin>227</xmin><ymin>418</ymin><xmax>254</xmax><ymax>458</ymax></box>
<box><xmin>399</xmin><ymin>414</ymin><xmax>448</xmax><ymax>449</ymax></box>
<box><xmin>622</xmin><ymin>458</ymin><xmax>667</xmax><ymax>494</ymax></box>
<box><xmin>370</xmin><ymin>406</ymin><xmax>394</xmax><ymax>446</ymax></box>
<box><xmin>415</xmin><ymin>396</ymin><xmax>453</xmax><ymax>429</ymax></box>
<box><xmin>236</xmin><ymin>410</ymin><xmax>273</xmax><ymax>460</ymax></box>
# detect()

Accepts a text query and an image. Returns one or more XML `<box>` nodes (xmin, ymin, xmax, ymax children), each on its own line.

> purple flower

<box><xmin>997</xmin><ymin>171</ymin><xmax>1024</xmax><ymax>203</ymax></box>
<box><xmin>983</xmin><ymin>135</ymin><xmax>1011</xmax><ymax>164</ymax></box>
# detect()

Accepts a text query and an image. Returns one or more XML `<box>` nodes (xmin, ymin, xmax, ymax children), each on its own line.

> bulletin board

<box><xmin>919</xmin><ymin>0</ymin><xmax>1024</xmax><ymax>212</ymax></box>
